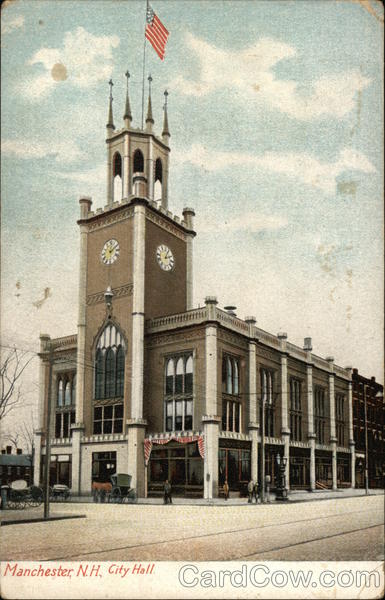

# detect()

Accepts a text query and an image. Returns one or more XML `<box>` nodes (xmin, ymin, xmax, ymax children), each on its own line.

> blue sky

<box><xmin>1</xmin><ymin>0</ymin><xmax>383</xmax><ymax>436</ymax></box>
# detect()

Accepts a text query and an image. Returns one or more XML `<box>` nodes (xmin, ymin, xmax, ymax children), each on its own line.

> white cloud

<box><xmin>175</xmin><ymin>144</ymin><xmax>376</xmax><ymax>194</ymax></box>
<box><xmin>198</xmin><ymin>211</ymin><xmax>287</xmax><ymax>234</ymax></box>
<box><xmin>2</xmin><ymin>138</ymin><xmax>82</xmax><ymax>163</ymax></box>
<box><xmin>20</xmin><ymin>26</ymin><xmax>120</xmax><ymax>101</ymax></box>
<box><xmin>53</xmin><ymin>164</ymin><xmax>105</xmax><ymax>185</ymax></box>
<box><xmin>170</xmin><ymin>33</ymin><xmax>370</xmax><ymax>120</ymax></box>
<box><xmin>1</xmin><ymin>14</ymin><xmax>25</xmax><ymax>35</ymax></box>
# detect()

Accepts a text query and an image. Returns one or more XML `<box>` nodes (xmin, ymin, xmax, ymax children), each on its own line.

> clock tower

<box><xmin>73</xmin><ymin>76</ymin><xmax>196</xmax><ymax>495</ymax></box>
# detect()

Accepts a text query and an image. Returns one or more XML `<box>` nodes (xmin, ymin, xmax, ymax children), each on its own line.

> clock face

<box><xmin>156</xmin><ymin>245</ymin><xmax>174</xmax><ymax>271</ymax></box>
<box><xmin>101</xmin><ymin>239</ymin><xmax>120</xmax><ymax>265</ymax></box>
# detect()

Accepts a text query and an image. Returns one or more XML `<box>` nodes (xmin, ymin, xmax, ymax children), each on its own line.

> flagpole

<box><xmin>141</xmin><ymin>0</ymin><xmax>148</xmax><ymax>129</ymax></box>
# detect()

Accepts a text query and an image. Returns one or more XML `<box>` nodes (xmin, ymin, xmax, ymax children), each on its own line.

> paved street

<box><xmin>1</xmin><ymin>494</ymin><xmax>383</xmax><ymax>562</ymax></box>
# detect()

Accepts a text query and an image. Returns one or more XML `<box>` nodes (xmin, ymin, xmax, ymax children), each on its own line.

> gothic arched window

<box><xmin>133</xmin><ymin>149</ymin><xmax>144</xmax><ymax>172</ymax></box>
<box><xmin>113</xmin><ymin>152</ymin><xmax>122</xmax><ymax>201</ymax></box>
<box><xmin>113</xmin><ymin>152</ymin><xmax>122</xmax><ymax>177</ymax></box>
<box><xmin>164</xmin><ymin>354</ymin><xmax>194</xmax><ymax>432</ymax></box>
<box><xmin>94</xmin><ymin>324</ymin><xmax>126</xmax><ymax>400</ymax></box>
<box><xmin>64</xmin><ymin>381</ymin><xmax>71</xmax><ymax>406</ymax></box>
<box><xmin>57</xmin><ymin>380</ymin><xmax>64</xmax><ymax>407</ymax></box>
<box><xmin>116</xmin><ymin>346</ymin><xmax>125</xmax><ymax>397</ymax></box>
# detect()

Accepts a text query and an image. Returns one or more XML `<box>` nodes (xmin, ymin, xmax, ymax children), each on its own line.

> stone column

<box><xmin>183</xmin><ymin>208</ymin><xmax>195</xmax><ymax>311</ymax></box>
<box><xmin>304</xmin><ymin>338</ymin><xmax>316</xmax><ymax>491</ymax></box>
<box><xmin>345</xmin><ymin>367</ymin><xmax>355</xmax><ymax>488</ymax></box>
<box><xmin>246</xmin><ymin>323</ymin><xmax>259</xmax><ymax>483</ymax></box>
<box><xmin>128</xmin><ymin>200</ymin><xmax>147</xmax><ymax>496</ymax></box>
<box><xmin>327</xmin><ymin>356</ymin><xmax>337</xmax><ymax>490</ymax></box>
<box><xmin>123</xmin><ymin>132</ymin><xmax>130</xmax><ymax>198</ymax></box>
<box><xmin>203</xmin><ymin>304</ymin><xmax>219</xmax><ymax>499</ymax></box>
<box><xmin>71</xmin><ymin>426</ymin><xmax>83</xmax><ymax>495</ymax></box>
<box><xmin>278</xmin><ymin>332</ymin><xmax>290</xmax><ymax>488</ymax></box>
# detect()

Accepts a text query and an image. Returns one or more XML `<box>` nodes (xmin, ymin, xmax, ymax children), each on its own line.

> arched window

<box><xmin>95</xmin><ymin>349</ymin><xmax>104</xmax><ymax>400</ymax></box>
<box><xmin>154</xmin><ymin>158</ymin><xmax>163</xmax><ymax>201</ymax></box>
<box><xmin>166</xmin><ymin>359</ymin><xmax>174</xmax><ymax>394</ymax></box>
<box><xmin>116</xmin><ymin>346</ymin><xmax>125</xmax><ymax>396</ymax></box>
<box><xmin>175</xmin><ymin>358</ymin><xmax>184</xmax><ymax>394</ymax></box>
<box><xmin>164</xmin><ymin>353</ymin><xmax>194</xmax><ymax>432</ymax></box>
<box><xmin>94</xmin><ymin>324</ymin><xmax>126</xmax><ymax>400</ymax></box>
<box><xmin>226</xmin><ymin>357</ymin><xmax>232</xmax><ymax>394</ymax></box>
<box><xmin>113</xmin><ymin>152</ymin><xmax>122</xmax><ymax>201</ymax></box>
<box><xmin>185</xmin><ymin>356</ymin><xmax>193</xmax><ymax>394</ymax></box>
<box><xmin>105</xmin><ymin>348</ymin><xmax>116</xmax><ymax>398</ymax></box>
<box><xmin>72</xmin><ymin>375</ymin><xmax>76</xmax><ymax>405</ymax></box>
<box><xmin>133</xmin><ymin>149</ymin><xmax>144</xmax><ymax>172</ymax></box>
<box><xmin>233</xmin><ymin>361</ymin><xmax>239</xmax><ymax>395</ymax></box>
<box><xmin>113</xmin><ymin>152</ymin><xmax>122</xmax><ymax>177</ymax></box>
<box><xmin>64</xmin><ymin>381</ymin><xmax>71</xmax><ymax>406</ymax></box>
<box><xmin>57</xmin><ymin>379</ymin><xmax>64</xmax><ymax>407</ymax></box>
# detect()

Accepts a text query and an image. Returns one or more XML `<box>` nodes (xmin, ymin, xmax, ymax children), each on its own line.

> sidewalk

<box><xmin>70</xmin><ymin>486</ymin><xmax>383</xmax><ymax>505</ymax></box>
<box><xmin>1</xmin><ymin>489</ymin><xmax>382</xmax><ymax>524</ymax></box>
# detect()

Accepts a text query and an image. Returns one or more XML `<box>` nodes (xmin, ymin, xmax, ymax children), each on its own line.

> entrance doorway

<box><xmin>92</xmin><ymin>451</ymin><xmax>116</xmax><ymax>483</ymax></box>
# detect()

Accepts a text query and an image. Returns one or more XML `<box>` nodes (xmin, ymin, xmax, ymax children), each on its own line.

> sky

<box><xmin>1</xmin><ymin>0</ymin><xmax>383</xmax><ymax>443</ymax></box>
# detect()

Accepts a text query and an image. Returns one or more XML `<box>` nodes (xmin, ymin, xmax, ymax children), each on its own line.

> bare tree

<box><xmin>2</xmin><ymin>431</ymin><xmax>21</xmax><ymax>451</ymax></box>
<box><xmin>0</xmin><ymin>347</ymin><xmax>35</xmax><ymax>421</ymax></box>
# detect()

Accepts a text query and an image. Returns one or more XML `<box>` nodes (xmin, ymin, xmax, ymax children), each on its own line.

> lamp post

<box><xmin>275</xmin><ymin>453</ymin><xmax>289</xmax><ymax>501</ymax></box>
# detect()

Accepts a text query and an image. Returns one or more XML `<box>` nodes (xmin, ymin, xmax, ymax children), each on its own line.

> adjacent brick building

<box><xmin>352</xmin><ymin>369</ymin><xmax>384</xmax><ymax>489</ymax></box>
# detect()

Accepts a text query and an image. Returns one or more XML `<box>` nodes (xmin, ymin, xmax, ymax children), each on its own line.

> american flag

<box><xmin>145</xmin><ymin>2</ymin><xmax>169</xmax><ymax>61</ymax></box>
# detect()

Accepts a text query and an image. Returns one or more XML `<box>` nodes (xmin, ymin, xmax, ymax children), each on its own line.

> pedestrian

<box><xmin>247</xmin><ymin>479</ymin><xmax>254</xmax><ymax>503</ymax></box>
<box><xmin>163</xmin><ymin>479</ymin><xmax>172</xmax><ymax>504</ymax></box>
<box><xmin>223</xmin><ymin>480</ymin><xmax>229</xmax><ymax>501</ymax></box>
<box><xmin>254</xmin><ymin>480</ymin><xmax>260</xmax><ymax>504</ymax></box>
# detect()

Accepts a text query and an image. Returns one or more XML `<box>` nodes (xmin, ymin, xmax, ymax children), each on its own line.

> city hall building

<box><xmin>34</xmin><ymin>81</ymin><xmax>356</xmax><ymax>498</ymax></box>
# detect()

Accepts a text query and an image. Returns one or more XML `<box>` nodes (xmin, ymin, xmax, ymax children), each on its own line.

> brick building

<box><xmin>352</xmin><ymin>369</ymin><xmax>384</xmax><ymax>489</ymax></box>
<box><xmin>0</xmin><ymin>447</ymin><xmax>33</xmax><ymax>486</ymax></box>
<box><xmin>34</xmin><ymin>80</ymin><xmax>357</xmax><ymax>498</ymax></box>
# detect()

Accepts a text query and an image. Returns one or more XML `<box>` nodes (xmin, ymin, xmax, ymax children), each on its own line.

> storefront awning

<box><xmin>144</xmin><ymin>435</ymin><xmax>204</xmax><ymax>465</ymax></box>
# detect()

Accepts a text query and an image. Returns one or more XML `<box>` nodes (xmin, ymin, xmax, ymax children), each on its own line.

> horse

<box><xmin>92</xmin><ymin>481</ymin><xmax>112</xmax><ymax>503</ymax></box>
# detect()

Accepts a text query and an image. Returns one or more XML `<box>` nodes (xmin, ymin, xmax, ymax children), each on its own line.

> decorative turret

<box><xmin>106</xmin><ymin>79</ymin><xmax>115</xmax><ymax>137</ymax></box>
<box><xmin>146</xmin><ymin>74</ymin><xmax>154</xmax><ymax>131</ymax></box>
<box><xmin>123</xmin><ymin>70</ymin><xmax>132</xmax><ymax>128</ymax></box>
<box><xmin>162</xmin><ymin>90</ymin><xmax>170</xmax><ymax>144</ymax></box>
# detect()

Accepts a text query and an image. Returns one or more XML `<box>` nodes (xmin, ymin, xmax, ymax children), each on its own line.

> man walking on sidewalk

<box><xmin>163</xmin><ymin>480</ymin><xmax>172</xmax><ymax>504</ymax></box>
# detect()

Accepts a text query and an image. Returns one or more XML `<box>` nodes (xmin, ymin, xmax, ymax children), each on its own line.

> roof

<box><xmin>0</xmin><ymin>454</ymin><xmax>32</xmax><ymax>467</ymax></box>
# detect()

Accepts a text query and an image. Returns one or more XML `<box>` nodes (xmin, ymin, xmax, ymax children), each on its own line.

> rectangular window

<box><xmin>166</xmin><ymin>401</ymin><xmax>173</xmax><ymax>432</ymax></box>
<box><xmin>175</xmin><ymin>400</ymin><xmax>183</xmax><ymax>431</ymax></box>
<box><xmin>290</xmin><ymin>379</ymin><xmax>302</xmax><ymax>441</ymax></box>
<box><xmin>93</xmin><ymin>404</ymin><xmax>124</xmax><ymax>435</ymax></box>
<box><xmin>314</xmin><ymin>387</ymin><xmax>326</xmax><ymax>443</ymax></box>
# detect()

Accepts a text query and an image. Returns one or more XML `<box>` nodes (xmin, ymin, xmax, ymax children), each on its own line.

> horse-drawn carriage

<box><xmin>3</xmin><ymin>479</ymin><xmax>44</xmax><ymax>509</ymax></box>
<box><xmin>92</xmin><ymin>473</ymin><xmax>136</xmax><ymax>503</ymax></box>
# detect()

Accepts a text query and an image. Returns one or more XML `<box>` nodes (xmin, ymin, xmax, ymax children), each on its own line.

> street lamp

<box><xmin>275</xmin><ymin>453</ymin><xmax>289</xmax><ymax>501</ymax></box>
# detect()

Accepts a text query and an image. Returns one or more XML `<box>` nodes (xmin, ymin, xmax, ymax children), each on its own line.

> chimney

<box><xmin>303</xmin><ymin>337</ymin><xmax>312</xmax><ymax>351</ymax></box>
<box><xmin>224</xmin><ymin>305</ymin><xmax>237</xmax><ymax>317</ymax></box>
<box><xmin>6</xmin><ymin>446</ymin><xmax>12</xmax><ymax>455</ymax></box>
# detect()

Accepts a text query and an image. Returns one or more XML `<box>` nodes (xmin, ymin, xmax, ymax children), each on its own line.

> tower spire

<box><xmin>106</xmin><ymin>79</ymin><xmax>115</xmax><ymax>137</ymax></box>
<box><xmin>146</xmin><ymin>74</ymin><xmax>154</xmax><ymax>131</ymax></box>
<box><xmin>162</xmin><ymin>90</ymin><xmax>170</xmax><ymax>144</ymax></box>
<box><xmin>123</xmin><ymin>70</ymin><xmax>132</xmax><ymax>128</ymax></box>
